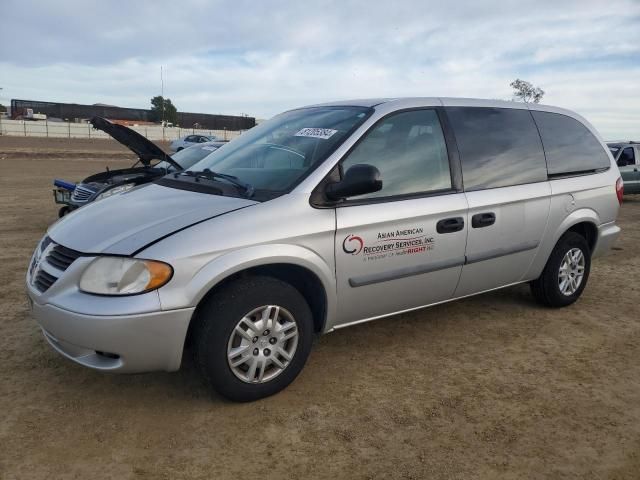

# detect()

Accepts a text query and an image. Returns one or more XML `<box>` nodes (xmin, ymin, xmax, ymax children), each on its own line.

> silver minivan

<box><xmin>27</xmin><ymin>98</ymin><xmax>622</xmax><ymax>401</ymax></box>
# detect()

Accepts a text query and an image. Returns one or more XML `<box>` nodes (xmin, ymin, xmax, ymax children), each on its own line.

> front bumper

<box><xmin>29</xmin><ymin>298</ymin><xmax>194</xmax><ymax>373</ymax></box>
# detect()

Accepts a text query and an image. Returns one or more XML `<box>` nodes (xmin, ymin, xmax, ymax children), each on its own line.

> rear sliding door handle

<box><xmin>436</xmin><ymin>217</ymin><xmax>464</xmax><ymax>234</ymax></box>
<box><xmin>472</xmin><ymin>212</ymin><xmax>496</xmax><ymax>228</ymax></box>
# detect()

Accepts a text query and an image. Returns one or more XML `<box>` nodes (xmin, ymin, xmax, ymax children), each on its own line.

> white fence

<box><xmin>0</xmin><ymin>118</ymin><xmax>243</xmax><ymax>141</ymax></box>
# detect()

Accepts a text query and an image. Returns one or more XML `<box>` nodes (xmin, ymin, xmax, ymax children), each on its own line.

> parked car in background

<box><xmin>53</xmin><ymin>117</ymin><xmax>224</xmax><ymax>216</ymax></box>
<box><xmin>607</xmin><ymin>141</ymin><xmax>639</xmax><ymax>194</ymax></box>
<box><xmin>29</xmin><ymin>98</ymin><xmax>621</xmax><ymax>402</ymax></box>
<box><xmin>170</xmin><ymin>134</ymin><xmax>219</xmax><ymax>152</ymax></box>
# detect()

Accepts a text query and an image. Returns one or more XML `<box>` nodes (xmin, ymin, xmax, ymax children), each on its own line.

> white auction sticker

<box><xmin>294</xmin><ymin>128</ymin><xmax>338</xmax><ymax>140</ymax></box>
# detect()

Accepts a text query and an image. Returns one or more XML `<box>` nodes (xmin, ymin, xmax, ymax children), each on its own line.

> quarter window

<box><xmin>531</xmin><ymin>111</ymin><xmax>610</xmax><ymax>175</ymax></box>
<box><xmin>340</xmin><ymin>109</ymin><xmax>452</xmax><ymax>199</ymax></box>
<box><xmin>446</xmin><ymin>107</ymin><xmax>547</xmax><ymax>190</ymax></box>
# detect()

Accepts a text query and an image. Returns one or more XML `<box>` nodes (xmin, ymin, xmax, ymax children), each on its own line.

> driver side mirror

<box><xmin>325</xmin><ymin>164</ymin><xmax>382</xmax><ymax>200</ymax></box>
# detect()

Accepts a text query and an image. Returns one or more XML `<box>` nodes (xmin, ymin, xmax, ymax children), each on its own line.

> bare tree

<box><xmin>510</xmin><ymin>79</ymin><xmax>545</xmax><ymax>103</ymax></box>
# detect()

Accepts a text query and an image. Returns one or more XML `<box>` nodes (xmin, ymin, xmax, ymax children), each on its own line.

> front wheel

<box><xmin>530</xmin><ymin>232</ymin><xmax>591</xmax><ymax>308</ymax></box>
<box><xmin>194</xmin><ymin>276</ymin><xmax>314</xmax><ymax>402</ymax></box>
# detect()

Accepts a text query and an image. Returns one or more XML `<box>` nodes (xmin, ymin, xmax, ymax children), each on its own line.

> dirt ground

<box><xmin>1</xmin><ymin>136</ymin><xmax>639</xmax><ymax>480</ymax></box>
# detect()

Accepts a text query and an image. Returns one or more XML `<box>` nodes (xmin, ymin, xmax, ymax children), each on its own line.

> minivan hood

<box><xmin>48</xmin><ymin>183</ymin><xmax>257</xmax><ymax>255</ymax></box>
<box><xmin>90</xmin><ymin>116</ymin><xmax>182</xmax><ymax>170</ymax></box>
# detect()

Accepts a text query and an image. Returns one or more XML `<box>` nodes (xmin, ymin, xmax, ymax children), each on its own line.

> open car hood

<box><xmin>90</xmin><ymin>116</ymin><xmax>183</xmax><ymax>170</ymax></box>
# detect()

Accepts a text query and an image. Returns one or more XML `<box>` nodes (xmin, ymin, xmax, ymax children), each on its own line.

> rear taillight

<box><xmin>616</xmin><ymin>177</ymin><xmax>624</xmax><ymax>205</ymax></box>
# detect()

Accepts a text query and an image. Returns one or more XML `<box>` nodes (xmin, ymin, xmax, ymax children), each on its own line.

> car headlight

<box><xmin>79</xmin><ymin>257</ymin><xmax>173</xmax><ymax>295</ymax></box>
<box><xmin>96</xmin><ymin>183</ymin><xmax>135</xmax><ymax>200</ymax></box>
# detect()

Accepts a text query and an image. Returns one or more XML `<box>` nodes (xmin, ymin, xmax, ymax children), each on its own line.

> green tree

<box><xmin>510</xmin><ymin>79</ymin><xmax>545</xmax><ymax>103</ymax></box>
<box><xmin>0</xmin><ymin>103</ymin><xmax>6</xmax><ymax>113</ymax></box>
<box><xmin>150</xmin><ymin>95</ymin><xmax>178</xmax><ymax>125</ymax></box>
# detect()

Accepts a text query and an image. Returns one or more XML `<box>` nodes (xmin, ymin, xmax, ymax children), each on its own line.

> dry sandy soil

<box><xmin>1</xmin><ymin>137</ymin><xmax>639</xmax><ymax>479</ymax></box>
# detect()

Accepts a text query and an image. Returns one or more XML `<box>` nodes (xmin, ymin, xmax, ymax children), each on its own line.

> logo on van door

<box><xmin>342</xmin><ymin>235</ymin><xmax>364</xmax><ymax>255</ymax></box>
<box><xmin>342</xmin><ymin>228</ymin><xmax>434</xmax><ymax>260</ymax></box>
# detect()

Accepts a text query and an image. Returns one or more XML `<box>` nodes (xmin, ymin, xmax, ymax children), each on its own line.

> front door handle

<box><xmin>436</xmin><ymin>217</ymin><xmax>464</xmax><ymax>234</ymax></box>
<box><xmin>472</xmin><ymin>212</ymin><xmax>496</xmax><ymax>228</ymax></box>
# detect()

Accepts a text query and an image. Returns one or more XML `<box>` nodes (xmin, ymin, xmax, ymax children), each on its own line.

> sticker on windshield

<box><xmin>295</xmin><ymin>128</ymin><xmax>338</xmax><ymax>140</ymax></box>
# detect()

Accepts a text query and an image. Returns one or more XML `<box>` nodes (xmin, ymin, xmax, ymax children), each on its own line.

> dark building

<box><xmin>10</xmin><ymin>99</ymin><xmax>255</xmax><ymax>131</ymax></box>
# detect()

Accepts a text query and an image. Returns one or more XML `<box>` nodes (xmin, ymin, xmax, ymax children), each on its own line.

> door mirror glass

<box><xmin>325</xmin><ymin>164</ymin><xmax>382</xmax><ymax>200</ymax></box>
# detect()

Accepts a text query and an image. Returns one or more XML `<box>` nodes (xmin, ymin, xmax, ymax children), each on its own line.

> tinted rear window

<box><xmin>531</xmin><ymin>111</ymin><xmax>610</xmax><ymax>176</ymax></box>
<box><xmin>446</xmin><ymin>107</ymin><xmax>547</xmax><ymax>190</ymax></box>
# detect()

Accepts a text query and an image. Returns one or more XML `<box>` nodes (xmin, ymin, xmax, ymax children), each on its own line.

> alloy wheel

<box><xmin>226</xmin><ymin>305</ymin><xmax>299</xmax><ymax>384</ymax></box>
<box><xmin>558</xmin><ymin>247</ymin><xmax>585</xmax><ymax>296</ymax></box>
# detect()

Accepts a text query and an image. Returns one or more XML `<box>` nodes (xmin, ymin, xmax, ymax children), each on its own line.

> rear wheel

<box><xmin>194</xmin><ymin>276</ymin><xmax>314</xmax><ymax>402</ymax></box>
<box><xmin>530</xmin><ymin>232</ymin><xmax>591</xmax><ymax>308</ymax></box>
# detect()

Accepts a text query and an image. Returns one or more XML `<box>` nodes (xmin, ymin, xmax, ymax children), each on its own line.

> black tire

<box><xmin>176</xmin><ymin>147</ymin><xmax>183</xmax><ymax>151</ymax></box>
<box><xmin>194</xmin><ymin>276</ymin><xmax>314</xmax><ymax>402</ymax></box>
<box><xmin>58</xmin><ymin>206</ymin><xmax>70</xmax><ymax>218</ymax></box>
<box><xmin>530</xmin><ymin>231</ymin><xmax>591</xmax><ymax>308</ymax></box>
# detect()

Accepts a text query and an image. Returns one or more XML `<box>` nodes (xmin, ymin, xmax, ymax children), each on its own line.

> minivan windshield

<box><xmin>181</xmin><ymin>106</ymin><xmax>372</xmax><ymax>197</ymax></box>
<box><xmin>155</xmin><ymin>143</ymin><xmax>222</xmax><ymax>171</ymax></box>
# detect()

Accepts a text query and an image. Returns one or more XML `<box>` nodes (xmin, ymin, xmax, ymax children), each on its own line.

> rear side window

<box><xmin>531</xmin><ymin>111</ymin><xmax>610</xmax><ymax>175</ymax></box>
<box><xmin>446</xmin><ymin>107</ymin><xmax>547</xmax><ymax>190</ymax></box>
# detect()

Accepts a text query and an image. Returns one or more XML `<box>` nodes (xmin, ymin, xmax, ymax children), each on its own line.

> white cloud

<box><xmin>1</xmin><ymin>0</ymin><xmax>639</xmax><ymax>138</ymax></box>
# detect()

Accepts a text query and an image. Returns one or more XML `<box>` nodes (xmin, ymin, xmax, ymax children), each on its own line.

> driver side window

<box><xmin>618</xmin><ymin>147</ymin><xmax>635</xmax><ymax>167</ymax></box>
<box><xmin>340</xmin><ymin>109</ymin><xmax>452</xmax><ymax>199</ymax></box>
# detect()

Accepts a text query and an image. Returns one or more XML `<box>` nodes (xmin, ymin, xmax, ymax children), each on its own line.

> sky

<box><xmin>1</xmin><ymin>0</ymin><xmax>639</xmax><ymax>139</ymax></box>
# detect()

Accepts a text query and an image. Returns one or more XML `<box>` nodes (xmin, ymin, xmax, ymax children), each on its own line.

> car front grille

<box><xmin>46</xmin><ymin>244</ymin><xmax>82</xmax><ymax>271</ymax></box>
<box><xmin>33</xmin><ymin>269</ymin><xmax>57</xmax><ymax>292</ymax></box>
<box><xmin>71</xmin><ymin>185</ymin><xmax>94</xmax><ymax>202</ymax></box>
<box><xmin>30</xmin><ymin>239</ymin><xmax>83</xmax><ymax>293</ymax></box>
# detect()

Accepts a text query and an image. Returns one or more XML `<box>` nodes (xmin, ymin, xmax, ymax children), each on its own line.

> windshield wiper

<box><xmin>175</xmin><ymin>169</ymin><xmax>255</xmax><ymax>198</ymax></box>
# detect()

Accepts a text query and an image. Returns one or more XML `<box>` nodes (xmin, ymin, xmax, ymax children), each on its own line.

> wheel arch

<box><xmin>566</xmin><ymin>221</ymin><xmax>598</xmax><ymax>253</ymax></box>
<box><xmin>554</xmin><ymin>208</ymin><xmax>600</xmax><ymax>250</ymax></box>
<box><xmin>526</xmin><ymin>208</ymin><xmax>600</xmax><ymax>281</ymax></box>
<box><xmin>183</xmin><ymin>245</ymin><xmax>336</xmax><ymax>347</ymax></box>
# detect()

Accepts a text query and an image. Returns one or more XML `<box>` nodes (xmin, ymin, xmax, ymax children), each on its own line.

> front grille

<box><xmin>71</xmin><ymin>185</ymin><xmax>94</xmax><ymax>202</ymax></box>
<box><xmin>31</xmin><ymin>241</ymin><xmax>83</xmax><ymax>293</ymax></box>
<box><xmin>33</xmin><ymin>269</ymin><xmax>57</xmax><ymax>292</ymax></box>
<box><xmin>46</xmin><ymin>244</ymin><xmax>82</xmax><ymax>271</ymax></box>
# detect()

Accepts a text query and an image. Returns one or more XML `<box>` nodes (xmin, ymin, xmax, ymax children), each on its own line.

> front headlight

<box><xmin>79</xmin><ymin>257</ymin><xmax>173</xmax><ymax>295</ymax></box>
<box><xmin>96</xmin><ymin>183</ymin><xmax>135</xmax><ymax>200</ymax></box>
